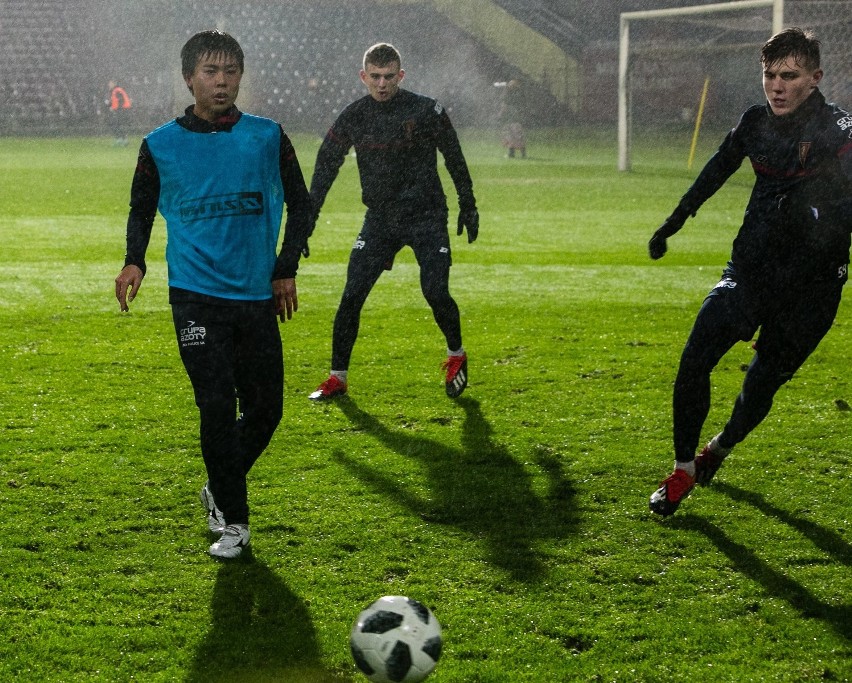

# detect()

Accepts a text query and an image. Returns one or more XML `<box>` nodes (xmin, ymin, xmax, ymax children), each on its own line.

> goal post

<box><xmin>618</xmin><ymin>0</ymin><xmax>784</xmax><ymax>171</ymax></box>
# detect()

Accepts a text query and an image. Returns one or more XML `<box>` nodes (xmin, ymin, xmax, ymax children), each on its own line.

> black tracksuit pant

<box><xmin>171</xmin><ymin>297</ymin><xmax>283</xmax><ymax>525</ymax></box>
<box><xmin>331</xmin><ymin>208</ymin><xmax>462</xmax><ymax>371</ymax></box>
<box><xmin>673</xmin><ymin>267</ymin><xmax>844</xmax><ymax>462</ymax></box>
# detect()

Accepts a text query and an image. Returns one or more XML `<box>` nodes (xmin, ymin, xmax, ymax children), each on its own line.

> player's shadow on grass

<box><xmin>334</xmin><ymin>396</ymin><xmax>578</xmax><ymax>582</ymax></box>
<box><xmin>714</xmin><ymin>482</ymin><xmax>852</xmax><ymax>568</ymax></box>
<box><xmin>674</xmin><ymin>513</ymin><xmax>851</xmax><ymax>641</ymax></box>
<box><xmin>186</xmin><ymin>559</ymin><xmax>348</xmax><ymax>683</ymax></box>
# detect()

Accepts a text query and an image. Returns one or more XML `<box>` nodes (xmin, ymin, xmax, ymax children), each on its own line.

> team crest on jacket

<box><xmin>799</xmin><ymin>142</ymin><xmax>812</xmax><ymax>168</ymax></box>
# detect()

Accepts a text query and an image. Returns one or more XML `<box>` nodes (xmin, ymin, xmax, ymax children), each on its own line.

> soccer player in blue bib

<box><xmin>648</xmin><ymin>28</ymin><xmax>852</xmax><ymax>516</ymax></box>
<box><xmin>306</xmin><ymin>43</ymin><xmax>479</xmax><ymax>401</ymax></box>
<box><xmin>114</xmin><ymin>31</ymin><xmax>313</xmax><ymax>556</ymax></box>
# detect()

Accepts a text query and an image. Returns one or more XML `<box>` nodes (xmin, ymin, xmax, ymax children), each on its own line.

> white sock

<box><xmin>330</xmin><ymin>370</ymin><xmax>348</xmax><ymax>383</ymax></box>
<box><xmin>708</xmin><ymin>434</ymin><xmax>732</xmax><ymax>457</ymax></box>
<box><xmin>676</xmin><ymin>460</ymin><xmax>696</xmax><ymax>477</ymax></box>
<box><xmin>448</xmin><ymin>347</ymin><xmax>465</xmax><ymax>357</ymax></box>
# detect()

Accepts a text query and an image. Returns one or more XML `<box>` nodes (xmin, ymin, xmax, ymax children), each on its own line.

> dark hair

<box><xmin>363</xmin><ymin>43</ymin><xmax>401</xmax><ymax>70</ymax></box>
<box><xmin>181</xmin><ymin>30</ymin><xmax>245</xmax><ymax>79</ymax></box>
<box><xmin>761</xmin><ymin>27</ymin><xmax>820</xmax><ymax>70</ymax></box>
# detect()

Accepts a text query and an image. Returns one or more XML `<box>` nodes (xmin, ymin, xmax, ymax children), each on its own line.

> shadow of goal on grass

<box><xmin>333</xmin><ymin>396</ymin><xmax>579</xmax><ymax>582</ymax></box>
<box><xmin>674</xmin><ymin>514</ymin><xmax>851</xmax><ymax>642</ymax></box>
<box><xmin>185</xmin><ymin>559</ymin><xmax>350</xmax><ymax>683</ymax></box>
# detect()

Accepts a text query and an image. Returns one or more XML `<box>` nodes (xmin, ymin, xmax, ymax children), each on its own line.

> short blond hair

<box><xmin>363</xmin><ymin>43</ymin><xmax>401</xmax><ymax>70</ymax></box>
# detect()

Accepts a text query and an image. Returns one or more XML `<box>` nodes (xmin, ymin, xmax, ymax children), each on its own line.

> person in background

<box><xmin>108</xmin><ymin>81</ymin><xmax>132</xmax><ymax>146</ymax></box>
<box><xmin>307</xmin><ymin>42</ymin><xmax>479</xmax><ymax>401</ymax></box>
<box><xmin>496</xmin><ymin>78</ymin><xmax>526</xmax><ymax>158</ymax></box>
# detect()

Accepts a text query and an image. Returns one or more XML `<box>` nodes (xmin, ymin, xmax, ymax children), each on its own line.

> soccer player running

<box><xmin>307</xmin><ymin>43</ymin><xmax>479</xmax><ymax>401</ymax></box>
<box><xmin>648</xmin><ymin>28</ymin><xmax>852</xmax><ymax>516</ymax></box>
<box><xmin>114</xmin><ymin>31</ymin><xmax>313</xmax><ymax>557</ymax></box>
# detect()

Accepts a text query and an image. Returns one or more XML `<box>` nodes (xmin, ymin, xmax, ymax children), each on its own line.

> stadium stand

<box><xmin>0</xmin><ymin>0</ymin><xmax>97</xmax><ymax>132</ymax></box>
<box><xmin>4</xmin><ymin>1</ymin><xmax>845</xmax><ymax>136</ymax></box>
<box><xmin>0</xmin><ymin>0</ymin><xmax>562</xmax><ymax>136</ymax></box>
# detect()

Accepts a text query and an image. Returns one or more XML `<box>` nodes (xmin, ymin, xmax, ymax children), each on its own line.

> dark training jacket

<box><xmin>310</xmin><ymin>89</ymin><xmax>476</xmax><ymax>217</ymax></box>
<box><xmin>677</xmin><ymin>89</ymin><xmax>852</xmax><ymax>282</ymax></box>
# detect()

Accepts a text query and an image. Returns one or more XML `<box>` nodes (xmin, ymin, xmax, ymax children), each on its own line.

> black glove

<box><xmin>457</xmin><ymin>208</ymin><xmax>479</xmax><ymax>244</ymax></box>
<box><xmin>649</xmin><ymin>205</ymin><xmax>692</xmax><ymax>260</ymax></box>
<box><xmin>301</xmin><ymin>242</ymin><xmax>310</xmax><ymax>258</ymax></box>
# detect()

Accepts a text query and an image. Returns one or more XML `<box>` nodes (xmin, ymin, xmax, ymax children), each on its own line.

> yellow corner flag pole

<box><xmin>688</xmin><ymin>77</ymin><xmax>710</xmax><ymax>171</ymax></box>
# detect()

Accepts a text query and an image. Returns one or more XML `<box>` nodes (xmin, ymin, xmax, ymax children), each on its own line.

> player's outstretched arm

<box><xmin>649</xmin><ymin>119</ymin><xmax>747</xmax><ymax>260</ymax></box>
<box><xmin>115</xmin><ymin>264</ymin><xmax>144</xmax><ymax>312</ymax></box>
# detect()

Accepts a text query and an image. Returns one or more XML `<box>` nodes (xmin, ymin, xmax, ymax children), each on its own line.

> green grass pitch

<box><xmin>0</xmin><ymin>130</ymin><xmax>849</xmax><ymax>682</ymax></box>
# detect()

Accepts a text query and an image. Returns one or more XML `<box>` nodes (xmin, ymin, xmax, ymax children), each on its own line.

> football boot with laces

<box><xmin>309</xmin><ymin>374</ymin><xmax>348</xmax><ymax>401</ymax></box>
<box><xmin>209</xmin><ymin>524</ymin><xmax>250</xmax><ymax>559</ymax></box>
<box><xmin>442</xmin><ymin>353</ymin><xmax>468</xmax><ymax>398</ymax></box>
<box><xmin>649</xmin><ymin>467</ymin><xmax>696</xmax><ymax>516</ymax></box>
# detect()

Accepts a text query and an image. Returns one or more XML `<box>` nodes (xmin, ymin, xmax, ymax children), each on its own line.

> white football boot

<box><xmin>209</xmin><ymin>524</ymin><xmax>250</xmax><ymax>559</ymax></box>
<box><xmin>200</xmin><ymin>481</ymin><xmax>226</xmax><ymax>535</ymax></box>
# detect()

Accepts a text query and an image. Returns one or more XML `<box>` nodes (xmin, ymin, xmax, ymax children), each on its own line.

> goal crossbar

<box><xmin>618</xmin><ymin>0</ymin><xmax>784</xmax><ymax>171</ymax></box>
<box><xmin>621</xmin><ymin>0</ymin><xmax>783</xmax><ymax>22</ymax></box>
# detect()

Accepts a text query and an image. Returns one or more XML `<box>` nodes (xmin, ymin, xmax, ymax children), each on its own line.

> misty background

<box><xmin>1</xmin><ymin>0</ymin><xmax>850</xmax><ymax>137</ymax></box>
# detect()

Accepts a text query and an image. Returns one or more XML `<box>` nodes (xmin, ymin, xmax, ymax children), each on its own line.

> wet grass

<box><xmin>0</xmin><ymin>131</ymin><xmax>849</xmax><ymax>682</ymax></box>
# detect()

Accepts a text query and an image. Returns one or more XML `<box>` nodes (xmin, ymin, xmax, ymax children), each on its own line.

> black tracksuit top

<box><xmin>678</xmin><ymin>90</ymin><xmax>852</xmax><ymax>282</ymax></box>
<box><xmin>310</xmin><ymin>89</ymin><xmax>476</xmax><ymax>217</ymax></box>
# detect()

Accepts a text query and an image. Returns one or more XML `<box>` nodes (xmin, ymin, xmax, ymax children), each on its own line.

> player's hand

<box><xmin>301</xmin><ymin>242</ymin><xmax>310</xmax><ymax>258</ymax></box>
<box><xmin>648</xmin><ymin>230</ymin><xmax>669</xmax><ymax>260</ymax></box>
<box><xmin>648</xmin><ymin>206</ymin><xmax>692</xmax><ymax>260</ymax></box>
<box><xmin>115</xmin><ymin>265</ymin><xmax>144</xmax><ymax>312</ymax></box>
<box><xmin>648</xmin><ymin>216</ymin><xmax>683</xmax><ymax>259</ymax></box>
<box><xmin>273</xmin><ymin>277</ymin><xmax>297</xmax><ymax>322</ymax></box>
<box><xmin>457</xmin><ymin>208</ymin><xmax>479</xmax><ymax>243</ymax></box>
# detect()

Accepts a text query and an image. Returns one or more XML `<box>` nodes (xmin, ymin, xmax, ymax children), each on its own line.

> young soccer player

<box><xmin>114</xmin><ymin>30</ymin><xmax>313</xmax><ymax>556</ymax></box>
<box><xmin>648</xmin><ymin>28</ymin><xmax>852</xmax><ymax>516</ymax></box>
<box><xmin>306</xmin><ymin>43</ymin><xmax>479</xmax><ymax>401</ymax></box>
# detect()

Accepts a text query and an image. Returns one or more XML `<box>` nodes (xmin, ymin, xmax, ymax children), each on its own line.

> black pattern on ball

<box><xmin>349</xmin><ymin>595</ymin><xmax>443</xmax><ymax>683</ymax></box>
<box><xmin>350</xmin><ymin>642</ymin><xmax>375</xmax><ymax>676</ymax></box>
<box><xmin>362</xmin><ymin>610</ymin><xmax>405</xmax><ymax>634</ymax></box>
<box><xmin>385</xmin><ymin>640</ymin><xmax>413</xmax><ymax>682</ymax></box>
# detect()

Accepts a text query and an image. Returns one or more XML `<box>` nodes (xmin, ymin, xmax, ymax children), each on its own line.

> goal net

<box><xmin>617</xmin><ymin>0</ymin><xmax>852</xmax><ymax>172</ymax></box>
<box><xmin>786</xmin><ymin>0</ymin><xmax>852</xmax><ymax>106</ymax></box>
<box><xmin>618</xmin><ymin>0</ymin><xmax>780</xmax><ymax>171</ymax></box>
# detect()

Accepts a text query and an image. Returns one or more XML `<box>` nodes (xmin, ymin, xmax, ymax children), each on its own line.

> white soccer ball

<box><xmin>349</xmin><ymin>595</ymin><xmax>443</xmax><ymax>683</ymax></box>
